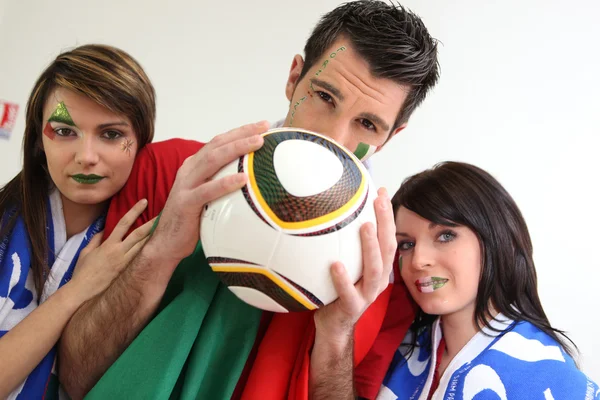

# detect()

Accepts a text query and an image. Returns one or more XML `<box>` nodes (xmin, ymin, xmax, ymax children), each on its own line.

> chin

<box><xmin>63</xmin><ymin>190</ymin><xmax>113</xmax><ymax>207</ymax></box>
<box><xmin>416</xmin><ymin>299</ymin><xmax>455</xmax><ymax>316</ymax></box>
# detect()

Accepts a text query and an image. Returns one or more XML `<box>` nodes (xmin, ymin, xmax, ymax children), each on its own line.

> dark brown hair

<box><xmin>392</xmin><ymin>161</ymin><xmax>577</xmax><ymax>359</ymax></box>
<box><xmin>0</xmin><ymin>44</ymin><xmax>156</xmax><ymax>295</ymax></box>
<box><xmin>299</xmin><ymin>0</ymin><xmax>440</xmax><ymax>129</ymax></box>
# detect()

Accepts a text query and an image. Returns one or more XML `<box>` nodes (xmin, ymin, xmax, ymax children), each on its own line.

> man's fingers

<box><xmin>109</xmin><ymin>199</ymin><xmax>148</xmax><ymax>242</ymax></box>
<box><xmin>375</xmin><ymin>188</ymin><xmax>396</xmax><ymax>283</ymax></box>
<box><xmin>359</xmin><ymin>222</ymin><xmax>383</xmax><ymax>304</ymax></box>
<box><xmin>201</xmin><ymin>134</ymin><xmax>264</xmax><ymax>179</ymax></box>
<box><xmin>330</xmin><ymin>262</ymin><xmax>361</xmax><ymax>315</ymax></box>
<box><xmin>123</xmin><ymin>236</ymin><xmax>150</xmax><ymax>267</ymax></box>
<box><xmin>122</xmin><ymin>216</ymin><xmax>157</xmax><ymax>253</ymax></box>
<box><xmin>207</xmin><ymin>120</ymin><xmax>270</xmax><ymax>149</ymax></box>
<box><xmin>81</xmin><ymin>230</ymin><xmax>104</xmax><ymax>255</ymax></box>
<box><xmin>178</xmin><ymin>130</ymin><xmax>264</xmax><ymax>192</ymax></box>
<box><xmin>187</xmin><ymin>172</ymin><xmax>248</xmax><ymax>209</ymax></box>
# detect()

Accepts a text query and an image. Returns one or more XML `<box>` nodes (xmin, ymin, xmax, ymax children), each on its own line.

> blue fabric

<box><xmin>0</xmin><ymin>203</ymin><xmax>104</xmax><ymax>399</ymax></box>
<box><xmin>382</xmin><ymin>319</ymin><xmax>600</xmax><ymax>400</ymax></box>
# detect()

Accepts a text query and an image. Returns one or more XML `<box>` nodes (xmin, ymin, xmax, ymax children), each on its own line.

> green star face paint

<box><xmin>353</xmin><ymin>142</ymin><xmax>377</xmax><ymax>161</ymax></box>
<box><xmin>44</xmin><ymin>102</ymin><xmax>76</xmax><ymax>140</ymax></box>
<box><xmin>121</xmin><ymin>138</ymin><xmax>134</xmax><ymax>156</ymax></box>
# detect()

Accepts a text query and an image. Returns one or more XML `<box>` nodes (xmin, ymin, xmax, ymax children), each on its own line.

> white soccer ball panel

<box><xmin>200</xmin><ymin>159</ymin><xmax>239</xmax><ymax>253</ymax></box>
<box><xmin>229</xmin><ymin>286</ymin><xmax>289</xmax><ymax>313</ymax></box>
<box><xmin>269</xmin><ymin>232</ymin><xmax>342</xmax><ymax>306</ymax></box>
<box><xmin>273</xmin><ymin>139</ymin><xmax>343</xmax><ymax>198</ymax></box>
<box><xmin>201</xmin><ymin>171</ymin><xmax>280</xmax><ymax>266</ymax></box>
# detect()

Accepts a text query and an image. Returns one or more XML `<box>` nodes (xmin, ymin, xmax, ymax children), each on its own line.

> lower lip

<box><xmin>72</xmin><ymin>176</ymin><xmax>104</xmax><ymax>185</ymax></box>
<box><xmin>415</xmin><ymin>277</ymin><xmax>448</xmax><ymax>293</ymax></box>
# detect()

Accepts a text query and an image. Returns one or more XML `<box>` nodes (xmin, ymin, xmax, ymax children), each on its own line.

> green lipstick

<box><xmin>71</xmin><ymin>174</ymin><xmax>104</xmax><ymax>184</ymax></box>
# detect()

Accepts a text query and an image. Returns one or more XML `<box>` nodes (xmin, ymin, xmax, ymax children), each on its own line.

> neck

<box><xmin>439</xmin><ymin>307</ymin><xmax>479</xmax><ymax>358</ymax></box>
<box><xmin>60</xmin><ymin>194</ymin><xmax>106</xmax><ymax>239</ymax></box>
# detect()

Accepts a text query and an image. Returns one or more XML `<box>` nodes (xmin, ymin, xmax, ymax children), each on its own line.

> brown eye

<box><xmin>102</xmin><ymin>130</ymin><xmax>123</xmax><ymax>140</ymax></box>
<box><xmin>360</xmin><ymin>119</ymin><xmax>376</xmax><ymax>131</ymax></box>
<box><xmin>316</xmin><ymin>91</ymin><xmax>333</xmax><ymax>104</ymax></box>
<box><xmin>55</xmin><ymin>128</ymin><xmax>75</xmax><ymax>137</ymax></box>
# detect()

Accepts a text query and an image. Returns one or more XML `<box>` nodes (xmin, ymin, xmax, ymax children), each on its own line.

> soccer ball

<box><xmin>200</xmin><ymin>128</ymin><xmax>377</xmax><ymax>312</ymax></box>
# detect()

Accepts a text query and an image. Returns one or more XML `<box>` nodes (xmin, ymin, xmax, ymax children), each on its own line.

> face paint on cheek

<box><xmin>291</xmin><ymin>45</ymin><xmax>347</xmax><ymax>127</ymax></box>
<box><xmin>289</xmin><ymin>95</ymin><xmax>307</xmax><ymax>127</ymax></box>
<box><xmin>353</xmin><ymin>142</ymin><xmax>377</xmax><ymax>161</ymax></box>
<box><xmin>121</xmin><ymin>138</ymin><xmax>135</xmax><ymax>156</ymax></box>
<box><xmin>43</xmin><ymin>122</ymin><xmax>56</xmax><ymax>140</ymax></box>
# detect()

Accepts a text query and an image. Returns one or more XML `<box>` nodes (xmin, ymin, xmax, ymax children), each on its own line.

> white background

<box><xmin>1</xmin><ymin>0</ymin><xmax>598</xmax><ymax>381</ymax></box>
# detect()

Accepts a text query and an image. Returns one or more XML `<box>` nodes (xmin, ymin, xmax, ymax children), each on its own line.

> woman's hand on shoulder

<box><xmin>70</xmin><ymin>199</ymin><xmax>155</xmax><ymax>302</ymax></box>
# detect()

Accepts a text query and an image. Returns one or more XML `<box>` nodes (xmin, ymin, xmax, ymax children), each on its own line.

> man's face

<box><xmin>284</xmin><ymin>38</ymin><xmax>410</xmax><ymax>159</ymax></box>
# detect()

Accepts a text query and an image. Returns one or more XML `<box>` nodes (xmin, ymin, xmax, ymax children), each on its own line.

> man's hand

<box><xmin>314</xmin><ymin>187</ymin><xmax>396</xmax><ymax>338</ymax></box>
<box><xmin>310</xmin><ymin>187</ymin><xmax>396</xmax><ymax>399</ymax></box>
<box><xmin>151</xmin><ymin>121</ymin><xmax>268</xmax><ymax>265</ymax></box>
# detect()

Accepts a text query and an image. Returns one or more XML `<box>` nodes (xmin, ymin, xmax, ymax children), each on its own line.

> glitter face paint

<box><xmin>121</xmin><ymin>138</ymin><xmax>134</xmax><ymax>156</ymax></box>
<box><xmin>48</xmin><ymin>101</ymin><xmax>75</xmax><ymax>125</ymax></box>
<box><xmin>415</xmin><ymin>277</ymin><xmax>448</xmax><ymax>293</ymax></box>
<box><xmin>353</xmin><ymin>142</ymin><xmax>377</xmax><ymax>161</ymax></box>
<box><xmin>291</xmin><ymin>46</ymin><xmax>347</xmax><ymax>126</ymax></box>
<box><xmin>44</xmin><ymin>102</ymin><xmax>77</xmax><ymax>140</ymax></box>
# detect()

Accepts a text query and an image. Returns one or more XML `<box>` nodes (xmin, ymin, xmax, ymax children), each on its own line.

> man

<box><xmin>59</xmin><ymin>1</ymin><xmax>439</xmax><ymax>399</ymax></box>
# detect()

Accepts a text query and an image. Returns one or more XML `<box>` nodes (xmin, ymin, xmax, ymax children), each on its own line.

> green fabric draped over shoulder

<box><xmin>85</xmin><ymin>243</ymin><xmax>262</xmax><ymax>400</ymax></box>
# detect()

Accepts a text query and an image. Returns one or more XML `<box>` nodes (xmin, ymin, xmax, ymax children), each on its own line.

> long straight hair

<box><xmin>0</xmin><ymin>44</ymin><xmax>156</xmax><ymax>295</ymax></box>
<box><xmin>391</xmin><ymin>161</ymin><xmax>577</xmax><ymax>360</ymax></box>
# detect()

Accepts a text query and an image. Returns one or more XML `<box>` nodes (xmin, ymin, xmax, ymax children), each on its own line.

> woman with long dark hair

<box><xmin>0</xmin><ymin>44</ymin><xmax>156</xmax><ymax>398</ymax></box>
<box><xmin>380</xmin><ymin>161</ymin><xmax>598</xmax><ymax>399</ymax></box>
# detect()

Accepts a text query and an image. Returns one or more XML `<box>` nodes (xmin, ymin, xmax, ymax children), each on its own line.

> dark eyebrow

<box><xmin>97</xmin><ymin>121</ymin><xmax>130</xmax><ymax>129</ymax></box>
<box><xmin>358</xmin><ymin>112</ymin><xmax>390</xmax><ymax>132</ymax></box>
<box><xmin>396</xmin><ymin>223</ymin><xmax>442</xmax><ymax>237</ymax></box>
<box><xmin>310</xmin><ymin>78</ymin><xmax>345</xmax><ymax>101</ymax></box>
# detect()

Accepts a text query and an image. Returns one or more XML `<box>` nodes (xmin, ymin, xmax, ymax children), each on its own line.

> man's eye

<box><xmin>103</xmin><ymin>131</ymin><xmax>123</xmax><ymax>140</ymax></box>
<box><xmin>360</xmin><ymin>118</ymin><xmax>376</xmax><ymax>131</ymax></box>
<box><xmin>316</xmin><ymin>91</ymin><xmax>333</xmax><ymax>103</ymax></box>
<box><xmin>55</xmin><ymin>128</ymin><xmax>75</xmax><ymax>137</ymax></box>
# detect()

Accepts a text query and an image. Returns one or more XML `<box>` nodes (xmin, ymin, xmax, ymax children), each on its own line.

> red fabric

<box><xmin>238</xmin><ymin>253</ymin><xmax>416</xmax><ymax>400</ymax></box>
<box><xmin>428</xmin><ymin>337</ymin><xmax>446</xmax><ymax>400</ymax></box>
<box><xmin>104</xmin><ymin>139</ymin><xmax>203</xmax><ymax>237</ymax></box>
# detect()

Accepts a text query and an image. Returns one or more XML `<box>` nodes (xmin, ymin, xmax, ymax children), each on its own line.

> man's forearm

<box><xmin>58</xmin><ymin>239</ymin><xmax>179</xmax><ymax>399</ymax></box>
<box><xmin>309</xmin><ymin>326</ymin><xmax>355</xmax><ymax>400</ymax></box>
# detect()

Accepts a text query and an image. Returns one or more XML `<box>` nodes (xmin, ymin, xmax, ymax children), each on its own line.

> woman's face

<box><xmin>41</xmin><ymin>88</ymin><xmax>138</xmax><ymax>207</ymax></box>
<box><xmin>395</xmin><ymin>207</ymin><xmax>482</xmax><ymax>319</ymax></box>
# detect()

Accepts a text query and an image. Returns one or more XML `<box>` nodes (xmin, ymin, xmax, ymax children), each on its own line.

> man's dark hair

<box><xmin>300</xmin><ymin>1</ymin><xmax>440</xmax><ymax>129</ymax></box>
